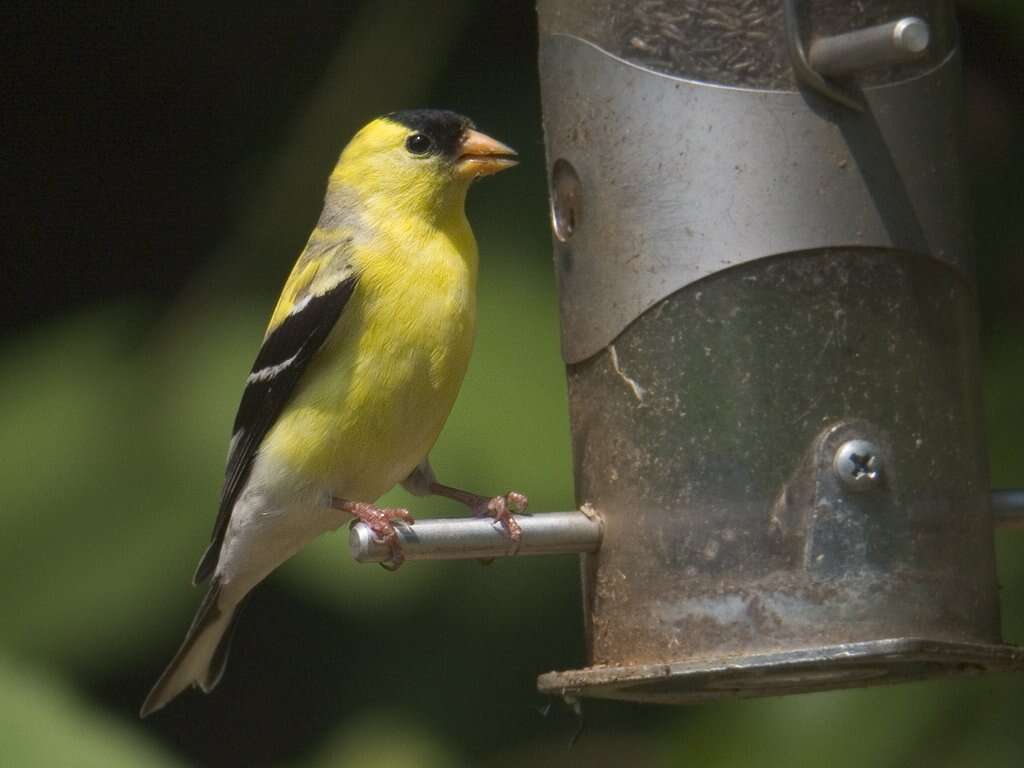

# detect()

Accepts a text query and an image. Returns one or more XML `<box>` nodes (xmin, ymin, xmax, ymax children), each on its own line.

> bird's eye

<box><xmin>405</xmin><ymin>133</ymin><xmax>433</xmax><ymax>155</ymax></box>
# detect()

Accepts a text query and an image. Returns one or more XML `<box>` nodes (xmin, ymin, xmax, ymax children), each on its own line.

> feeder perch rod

<box><xmin>349</xmin><ymin>510</ymin><xmax>602</xmax><ymax>563</ymax></box>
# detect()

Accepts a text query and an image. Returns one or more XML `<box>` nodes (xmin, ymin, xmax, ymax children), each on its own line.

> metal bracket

<box><xmin>783</xmin><ymin>0</ymin><xmax>864</xmax><ymax>110</ymax></box>
<box><xmin>783</xmin><ymin>1</ymin><xmax>931</xmax><ymax>111</ymax></box>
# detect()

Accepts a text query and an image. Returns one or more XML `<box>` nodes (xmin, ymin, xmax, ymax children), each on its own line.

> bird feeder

<box><xmin>351</xmin><ymin>0</ymin><xmax>1024</xmax><ymax>705</ymax></box>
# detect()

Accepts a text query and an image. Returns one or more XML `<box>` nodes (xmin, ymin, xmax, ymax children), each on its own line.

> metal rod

<box><xmin>349</xmin><ymin>511</ymin><xmax>603</xmax><ymax>563</ymax></box>
<box><xmin>783</xmin><ymin>0</ymin><xmax>864</xmax><ymax>110</ymax></box>
<box><xmin>993</xmin><ymin>489</ymin><xmax>1024</xmax><ymax>530</ymax></box>
<box><xmin>809</xmin><ymin>17</ymin><xmax>930</xmax><ymax>79</ymax></box>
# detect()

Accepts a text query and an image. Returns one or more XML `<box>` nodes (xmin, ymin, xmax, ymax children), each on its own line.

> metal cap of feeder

<box><xmin>533</xmin><ymin>0</ymin><xmax>1024</xmax><ymax>704</ymax></box>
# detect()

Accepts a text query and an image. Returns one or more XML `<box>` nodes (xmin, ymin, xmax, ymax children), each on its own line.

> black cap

<box><xmin>386</xmin><ymin>109</ymin><xmax>473</xmax><ymax>158</ymax></box>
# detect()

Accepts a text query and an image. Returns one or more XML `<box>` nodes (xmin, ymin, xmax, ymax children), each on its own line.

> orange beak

<box><xmin>455</xmin><ymin>129</ymin><xmax>518</xmax><ymax>179</ymax></box>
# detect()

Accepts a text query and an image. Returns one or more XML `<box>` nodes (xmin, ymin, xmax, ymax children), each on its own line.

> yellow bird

<box><xmin>141</xmin><ymin>110</ymin><xmax>523</xmax><ymax>717</ymax></box>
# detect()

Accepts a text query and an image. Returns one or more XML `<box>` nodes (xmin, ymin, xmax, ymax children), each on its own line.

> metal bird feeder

<box><xmin>351</xmin><ymin>0</ymin><xmax>1024</xmax><ymax>705</ymax></box>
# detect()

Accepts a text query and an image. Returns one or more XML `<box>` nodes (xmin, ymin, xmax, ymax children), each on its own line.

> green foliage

<box><xmin>0</xmin><ymin>654</ymin><xmax>181</xmax><ymax>767</ymax></box>
<box><xmin>302</xmin><ymin>711</ymin><xmax>459</xmax><ymax>768</ymax></box>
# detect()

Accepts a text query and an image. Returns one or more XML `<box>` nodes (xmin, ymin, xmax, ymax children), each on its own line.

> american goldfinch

<box><xmin>141</xmin><ymin>110</ymin><xmax>524</xmax><ymax>717</ymax></box>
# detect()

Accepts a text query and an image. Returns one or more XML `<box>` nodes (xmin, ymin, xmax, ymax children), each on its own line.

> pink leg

<box><xmin>333</xmin><ymin>498</ymin><xmax>414</xmax><ymax>570</ymax></box>
<box><xmin>428</xmin><ymin>483</ymin><xmax>528</xmax><ymax>543</ymax></box>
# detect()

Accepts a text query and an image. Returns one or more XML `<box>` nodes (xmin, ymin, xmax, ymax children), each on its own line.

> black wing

<box><xmin>193</xmin><ymin>275</ymin><xmax>358</xmax><ymax>584</ymax></box>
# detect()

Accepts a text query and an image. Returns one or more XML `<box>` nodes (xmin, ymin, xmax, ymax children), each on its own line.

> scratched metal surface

<box><xmin>566</xmin><ymin>250</ymin><xmax>998</xmax><ymax>667</ymax></box>
<box><xmin>539</xmin><ymin>34</ymin><xmax>970</xmax><ymax>362</ymax></box>
<box><xmin>537</xmin><ymin>0</ymin><xmax>951</xmax><ymax>88</ymax></box>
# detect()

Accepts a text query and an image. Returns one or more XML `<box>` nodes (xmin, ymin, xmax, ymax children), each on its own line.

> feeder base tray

<box><xmin>537</xmin><ymin>638</ymin><xmax>1024</xmax><ymax>705</ymax></box>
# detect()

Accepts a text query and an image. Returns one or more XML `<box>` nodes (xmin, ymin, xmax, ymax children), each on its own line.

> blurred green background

<box><xmin>2</xmin><ymin>1</ymin><xmax>1022</xmax><ymax>765</ymax></box>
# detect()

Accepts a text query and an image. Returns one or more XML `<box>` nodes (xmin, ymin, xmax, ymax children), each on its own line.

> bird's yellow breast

<box><xmin>261</xmin><ymin>216</ymin><xmax>478</xmax><ymax>502</ymax></box>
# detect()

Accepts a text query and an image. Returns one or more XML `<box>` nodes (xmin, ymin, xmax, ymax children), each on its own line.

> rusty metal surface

<box><xmin>538</xmin><ymin>638</ymin><xmax>1024</xmax><ymax>705</ymax></box>
<box><xmin>566</xmin><ymin>250</ymin><xmax>998</xmax><ymax>667</ymax></box>
<box><xmin>537</xmin><ymin>0</ymin><xmax>951</xmax><ymax>88</ymax></box>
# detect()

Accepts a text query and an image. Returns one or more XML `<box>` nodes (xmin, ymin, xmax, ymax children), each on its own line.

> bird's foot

<box><xmin>474</xmin><ymin>491</ymin><xmax>529</xmax><ymax>544</ymax></box>
<box><xmin>427</xmin><ymin>483</ymin><xmax>528</xmax><ymax>543</ymax></box>
<box><xmin>335</xmin><ymin>499</ymin><xmax>414</xmax><ymax>570</ymax></box>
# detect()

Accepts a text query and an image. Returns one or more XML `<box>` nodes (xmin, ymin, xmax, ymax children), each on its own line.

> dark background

<box><xmin>2</xmin><ymin>1</ymin><xmax>1022</xmax><ymax>766</ymax></box>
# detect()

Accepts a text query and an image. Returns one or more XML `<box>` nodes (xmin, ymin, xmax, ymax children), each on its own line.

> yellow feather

<box><xmin>260</xmin><ymin>118</ymin><xmax>480</xmax><ymax>501</ymax></box>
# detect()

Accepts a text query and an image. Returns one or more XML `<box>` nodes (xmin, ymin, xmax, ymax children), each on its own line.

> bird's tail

<box><xmin>139</xmin><ymin>578</ymin><xmax>243</xmax><ymax>717</ymax></box>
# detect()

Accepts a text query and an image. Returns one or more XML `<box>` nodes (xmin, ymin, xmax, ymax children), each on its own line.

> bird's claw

<box><xmin>474</xmin><ymin>491</ymin><xmax>528</xmax><ymax>543</ymax></box>
<box><xmin>344</xmin><ymin>502</ymin><xmax>414</xmax><ymax>570</ymax></box>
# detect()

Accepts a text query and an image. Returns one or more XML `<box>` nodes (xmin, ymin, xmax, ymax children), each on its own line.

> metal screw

<box><xmin>550</xmin><ymin>158</ymin><xmax>582</xmax><ymax>242</ymax></box>
<box><xmin>834</xmin><ymin>439</ymin><xmax>883</xmax><ymax>491</ymax></box>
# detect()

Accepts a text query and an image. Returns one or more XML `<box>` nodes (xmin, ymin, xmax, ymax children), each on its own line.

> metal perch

<box><xmin>349</xmin><ymin>510</ymin><xmax>602</xmax><ymax>563</ymax></box>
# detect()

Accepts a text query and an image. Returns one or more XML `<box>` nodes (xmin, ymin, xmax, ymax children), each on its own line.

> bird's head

<box><xmin>329</xmin><ymin>109</ymin><xmax>517</xmax><ymax>222</ymax></box>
